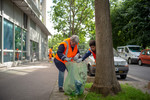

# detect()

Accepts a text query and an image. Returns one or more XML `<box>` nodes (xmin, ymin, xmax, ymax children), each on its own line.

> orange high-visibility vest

<box><xmin>55</xmin><ymin>38</ymin><xmax>78</xmax><ymax>64</ymax></box>
<box><xmin>16</xmin><ymin>49</ymin><xmax>19</xmax><ymax>60</ymax></box>
<box><xmin>16</xmin><ymin>52</ymin><xmax>19</xmax><ymax>60</ymax></box>
<box><xmin>89</xmin><ymin>48</ymin><xmax>96</xmax><ymax>61</ymax></box>
<box><xmin>49</xmin><ymin>48</ymin><xmax>52</xmax><ymax>59</ymax></box>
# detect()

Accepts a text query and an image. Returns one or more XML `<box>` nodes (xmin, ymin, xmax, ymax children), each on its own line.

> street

<box><xmin>117</xmin><ymin>64</ymin><xmax>150</xmax><ymax>82</ymax></box>
<box><xmin>128</xmin><ymin>64</ymin><xmax>150</xmax><ymax>81</ymax></box>
<box><xmin>0</xmin><ymin>61</ymin><xmax>58</xmax><ymax>100</ymax></box>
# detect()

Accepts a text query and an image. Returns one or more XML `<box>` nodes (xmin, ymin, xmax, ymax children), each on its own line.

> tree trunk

<box><xmin>90</xmin><ymin>0</ymin><xmax>121</xmax><ymax>96</ymax></box>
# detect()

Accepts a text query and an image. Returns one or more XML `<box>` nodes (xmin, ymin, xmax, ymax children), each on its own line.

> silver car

<box><xmin>85</xmin><ymin>49</ymin><xmax>129</xmax><ymax>79</ymax></box>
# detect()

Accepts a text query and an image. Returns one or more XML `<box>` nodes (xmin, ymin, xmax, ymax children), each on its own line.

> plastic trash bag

<box><xmin>64</xmin><ymin>62</ymin><xmax>87</xmax><ymax>95</ymax></box>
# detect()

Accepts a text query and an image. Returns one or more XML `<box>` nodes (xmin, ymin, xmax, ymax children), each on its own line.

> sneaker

<box><xmin>59</xmin><ymin>87</ymin><xmax>64</xmax><ymax>92</ymax></box>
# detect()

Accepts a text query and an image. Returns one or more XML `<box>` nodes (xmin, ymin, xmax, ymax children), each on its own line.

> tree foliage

<box><xmin>49</xmin><ymin>0</ymin><xmax>95</xmax><ymax>51</ymax></box>
<box><xmin>49</xmin><ymin>0</ymin><xmax>150</xmax><ymax>50</ymax></box>
<box><xmin>111</xmin><ymin>0</ymin><xmax>150</xmax><ymax>48</ymax></box>
<box><xmin>51</xmin><ymin>0</ymin><xmax>95</xmax><ymax>39</ymax></box>
<box><xmin>48</xmin><ymin>34</ymin><xmax>65</xmax><ymax>53</ymax></box>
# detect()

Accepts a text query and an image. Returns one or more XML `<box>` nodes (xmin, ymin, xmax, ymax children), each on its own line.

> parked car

<box><xmin>117</xmin><ymin>45</ymin><xmax>142</xmax><ymax>64</ymax></box>
<box><xmin>85</xmin><ymin>49</ymin><xmax>129</xmax><ymax>79</ymax></box>
<box><xmin>138</xmin><ymin>49</ymin><xmax>150</xmax><ymax>66</ymax></box>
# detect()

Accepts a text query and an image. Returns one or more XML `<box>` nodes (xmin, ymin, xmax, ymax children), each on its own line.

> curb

<box><xmin>49</xmin><ymin>80</ymin><xmax>69</xmax><ymax>100</ymax></box>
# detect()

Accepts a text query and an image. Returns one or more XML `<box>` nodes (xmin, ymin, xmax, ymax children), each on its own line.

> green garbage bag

<box><xmin>64</xmin><ymin>62</ymin><xmax>87</xmax><ymax>95</ymax></box>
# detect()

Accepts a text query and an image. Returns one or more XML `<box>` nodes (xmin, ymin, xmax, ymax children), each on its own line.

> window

<box><xmin>3</xmin><ymin>52</ymin><xmax>13</xmax><ymax>62</ymax></box>
<box><xmin>128</xmin><ymin>47</ymin><xmax>141</xmax><ymax>52</ymax></box>
<box><xmin>22</xmin><ymin>52</ymin><xmax>27</xmax><ymax>60</ymax></box>
<box><xmin>0</xmin><ymin>53</ymin><xmax>1</xmax><ymax>63</ymax></box>
<box><xmin>4</xmin><ymin>19</ymin><xmax>13</xmax><ymax>50</ymax></box>
<box><xmin>125</xmin><ymin>47</ymin><xmax>129</xmax><ymax>53</ymax></box>
<box><xmin>22</xmin><ymin>30</ymin><xmax>27</xmax><ymax>60</ymax></box>
<box><xmin>15</xmin><ymin>26</ymin><xmax>21</xmax><ymax>50</ymax></box>
<box><xmin>22</xmin><ymin>30</ymin><xmax>27</xmax><ymax>51</ymax></box>
<box><xmin>41</xmin><ymin>41</ymin><xmax>46</xmax><ymax>58</ymax></box>
<box><xmin>147</xmin><ymin>50</ymin><xmax>150</xmax><ymax>55</ymax></box>
<box><xmin>117</xmin><ymin>48</ymin><xmax>124</xmax><ymax>53</ymax></box>
<box><xmin>0</xmin><ymin>17</ymin><xmax>1</xmax><ymax>63</ymax></box>
<box><xmin>30</xmin><ymin>20</ymin><xmax>36</xmax><ymax>30</ymax></box>
<box><xmin>142</xmin><ymin>50</ymin><xmax>146</xmax><ymax>55</ymax></box>
<box><xmin>30</xmin><ymin>40</ymin><xmax>39</xmax><ymax>60</ymax></box>
<box><xmin>23</xmin><ymin>13</ymin><xmax>28</xmax><ymax>29</ymax></box>
<box><xmin>0</xmin><ymin>17</ymin><xmax>2</xmax><ymax>50</ymax></box>
<box><xmin>0</xmin><ymin>0</ymin><xmax>1</xmax><ymax>14</ymax></box>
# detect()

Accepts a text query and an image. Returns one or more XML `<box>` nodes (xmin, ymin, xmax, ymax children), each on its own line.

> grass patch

<box><xmin>84</xmin><ymin>83</ymin><xmax>93</xmax><ymax>89</ymax></box>
<box><xmin>69</xmin><ymin>83</ymin><xmax>150</xmax><ymax>100</ymax></box>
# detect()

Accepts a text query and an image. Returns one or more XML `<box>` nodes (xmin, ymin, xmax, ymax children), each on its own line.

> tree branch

<box><xmin>74</xmin><ymin>1</ymin><xmax>89</xmax><ymax>32</ymax></box>
<box><xmin>74</xmin><ymin>10</ymin><xmax>92</xmax><ymax>34</ymax></box>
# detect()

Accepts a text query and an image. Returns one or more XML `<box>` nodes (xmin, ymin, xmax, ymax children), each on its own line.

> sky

<box><xmin>46</xmin><ymin>0</ymin><xmax>56</xmax><ymax>38</ymax></box>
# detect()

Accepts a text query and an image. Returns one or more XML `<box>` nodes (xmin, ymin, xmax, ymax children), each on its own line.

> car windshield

<box><xmin>128</xmin><ymin>47</ymin><xmax>141</xmax><ymax>52</ymax></box>
<box><xmin>113</xmin><ymin>49</ymin><xmax>119</xmax><ymax>57</ymax></box>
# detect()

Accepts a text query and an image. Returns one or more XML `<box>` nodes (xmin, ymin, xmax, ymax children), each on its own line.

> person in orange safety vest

<box><xmin>76</xmin><ymin>40</ymin><xmax>96</xmax><ymax>63</ymax></box>
<box><xmin>16</xmin><ymin>48</ymin><xmax>19</xmax><ymax>60</ymax></box>
<box><xmin>49</xmin><ymin>47</ymin><xmax>53</xmax><ymax>62</ymax></box>
<box><xmin>54</xmin><ymin>35</ymin><xmax>80</xmax><ymax>92</ymax></box>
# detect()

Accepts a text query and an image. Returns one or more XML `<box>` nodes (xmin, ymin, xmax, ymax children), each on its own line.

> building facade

<box><xmin>0</xmin><ymin>0</ymin><xmax>51</xmax><ymax>67</ymax></box>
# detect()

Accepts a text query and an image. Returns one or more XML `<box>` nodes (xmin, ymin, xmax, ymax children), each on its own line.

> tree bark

<box><xmin>90</xmin><ymin>0</ymin><xmax>121</xmax><ymax>96</ymax></box>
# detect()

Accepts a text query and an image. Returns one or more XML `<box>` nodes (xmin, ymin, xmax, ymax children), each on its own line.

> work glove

<box><xmin>64</xmin><ymin>57</ymin><xmax>72</xmax><ymax>62</ymax></box>
<box><xmin>76</xmin><ymin>58</ymin><xmax>83</xmax><ymax>63</ymax></box>
<box><xmin>73</xmin><ymin>53</ymin><xmax>80</xmax><ymax>61</ymax></box>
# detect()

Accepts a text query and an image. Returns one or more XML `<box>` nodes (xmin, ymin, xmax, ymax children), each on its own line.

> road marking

<box><xmin>127</xmin><ymin>74</ymin><xmax>149</xmax><ymax>82</ymax></box>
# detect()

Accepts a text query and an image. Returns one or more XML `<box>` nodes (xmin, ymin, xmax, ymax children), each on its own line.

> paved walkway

<box><xmin>0</xmin><ymin>61</ymin><xmax>58</xmax><ymax>100</ymax></box>
<box><xmin>49</xmin><ymin>81</ymin><xmax>68</xmax><ymax>100</ymax></box>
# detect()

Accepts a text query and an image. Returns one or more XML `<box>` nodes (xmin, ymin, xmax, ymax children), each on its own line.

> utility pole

<box><xmin>69</xmin><ymin>0</ymin><xmax>71</xmax><ymax>37</ymax></box>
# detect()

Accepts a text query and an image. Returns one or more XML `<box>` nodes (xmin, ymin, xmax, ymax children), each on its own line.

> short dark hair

<box><xmin>89</xmin><ymin>40</ymin><xmax>96</xmax><ymax>46</ymax></box>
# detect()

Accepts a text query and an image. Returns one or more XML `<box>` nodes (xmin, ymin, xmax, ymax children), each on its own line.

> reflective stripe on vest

<box><xmin>64</xmin><ymin>41</ymin><xmax>69</xmax><ymax>56</ymax></box>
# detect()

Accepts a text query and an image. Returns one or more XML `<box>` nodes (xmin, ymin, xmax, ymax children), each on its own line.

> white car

<box><xmin>117</xmin><ymin>45</ymin><xmax>142</xmax><ymax>64</ymax></box>
<box><xmin>85</xmin><ymin>49</ymin><xmax>129</xmax><ymax>79</ymax></box>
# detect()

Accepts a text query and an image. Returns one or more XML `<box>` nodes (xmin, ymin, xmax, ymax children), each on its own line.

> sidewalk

<box><xmin>0</xmin><ymin>60</ymin><xmax>58</xmax><ymax>100</ymax></box>
<box><xmin>49</xmin><ymin>81</ymin><xmax>68</xmax><ymax>100</ymax></box>
<box><xmin>49</xmin><ymin>69</ymin><xmax>69</xmax><ymax>100</ymax></box>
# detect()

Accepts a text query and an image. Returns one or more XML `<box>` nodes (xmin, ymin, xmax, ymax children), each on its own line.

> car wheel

<box><xmin>120</xmin><ymin>75</ymin><xmax>127</xmax><ymax>79</ymax></box>
<box><xmin>138</xmin><ymin>59</ymin><xmax>142</xmax><ymax>66</ymax></box>
<box><xmin>128</xmin><ymin>58</ymin><xmax>132</xmax><ymax>64</ymax></box>
<box><xmin>88</xmin><ymin>64</ymin><xmax>92</xmax><ymax>76</ymax></box>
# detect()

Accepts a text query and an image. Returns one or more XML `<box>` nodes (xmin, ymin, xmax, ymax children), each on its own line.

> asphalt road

<box><xmin>0</xmin><ymin>61</ymin><xmax>58</xmax><ymax>100</ymax></box>
<box><xmin>128</xmin><ymin>64</ymin><xmax>150</xmax><ymax>81</ymax></box>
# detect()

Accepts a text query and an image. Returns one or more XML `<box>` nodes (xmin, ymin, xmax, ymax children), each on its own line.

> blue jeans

<box><xmin>58</xmin><ymin>70</ymin><xmax>65</xmax><ymax>88</ymax></box>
